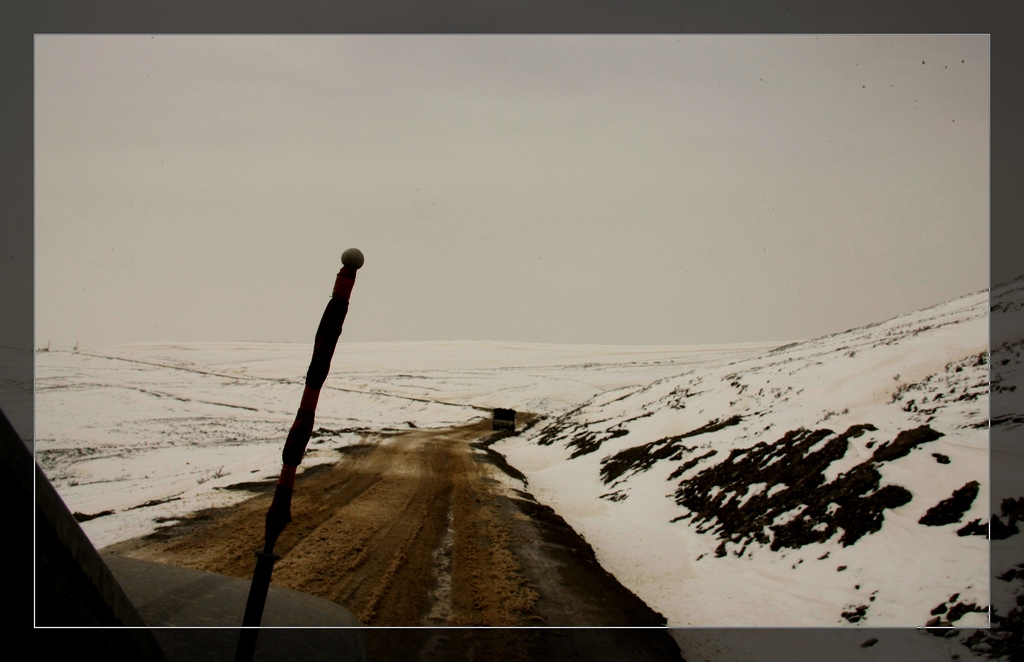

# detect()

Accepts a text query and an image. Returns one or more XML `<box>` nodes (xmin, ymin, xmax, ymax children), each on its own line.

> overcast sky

<box><xmin>34</xmin><ymin>35</ymin><xmax>988</xmax><ymax>348</ymax></box>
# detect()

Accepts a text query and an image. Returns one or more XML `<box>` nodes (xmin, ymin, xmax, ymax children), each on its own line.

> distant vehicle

<box><xmin>492</xmin><ymin>408</ymin><xmax>516</xmax><ymax>431</ymax></box>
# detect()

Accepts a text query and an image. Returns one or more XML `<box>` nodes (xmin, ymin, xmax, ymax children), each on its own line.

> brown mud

<box><xmin>103</xmin><ymin>418</ymin><xmax>683</xmax><ymax>660</ymax></box>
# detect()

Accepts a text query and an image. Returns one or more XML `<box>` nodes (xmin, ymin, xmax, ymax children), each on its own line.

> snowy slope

<box><xmin>496</xmin><ymin>285</ymin><xmax>993</xmax><ymax>628</ymax></box>
<box><xmin>31</xmin><ymin>279</ymin><xmax>1024</xmax><ymax>657</ymax></box>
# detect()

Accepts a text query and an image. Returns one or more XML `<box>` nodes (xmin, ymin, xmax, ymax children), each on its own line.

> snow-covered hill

<box><xmin>496</xmin><ymin>284</ymin><xmax>996</xmax><ymax>629</ymax></box>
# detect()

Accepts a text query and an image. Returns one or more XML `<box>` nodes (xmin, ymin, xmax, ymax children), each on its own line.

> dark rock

<box><xmin>991</xmin><ymin>513</ymin><xmax>1020</xmax><ymax>540</ymax></box>
<box><xmin>918</xmin><ymin>481</ymin><xmax>980</xmax><ymax>526</ymax></box>
<box><xmin>956</xmin><ymin>518</ymin><xmax>988</xmax><ymax>537</ymax></box>
<box><xmin>667</xmin><ymin>449</ymin><xmax>718</xmax><ymax>481</ymax></box>
<box><xmin>841</xmin><ymin>605</ymin><xmax>869</xmax><ymax>623</ymax></box>
<box><xmin>599</xmin><ymin>491</ymin><xmax>629</xmax><ymax>503</ymax></box>
<box><xmin>672</xmin><ymin>424</ymin><xmax>940</xmax><ymax>552</ymax></box>
<box><xmin>601</xmin><ymin>416</ymin><xmax>740</xmax><ymax>483</ymax></box>
<box><xmin>568</xmin><ymin>428</ymin><xmax>630</xmax><ymax>459</ymax></box>
<box><xmin>947</xmin><ymin>601</ymin><xmax>986</xmax><ymax>624</ymax></box>
<box><xmin>72</xmin><ymin>510</ymin><xmax>114</xmax><ymax>522</ymax></box>
<box><xmin>870</xmin><ymin>425</ymin><xmax>944</xmax><ymax>463</ymax></box>
<box><xmin>1001</xmin><ymin>496</ymin><xmax>1024</xmax><ymax>526</ymax></box>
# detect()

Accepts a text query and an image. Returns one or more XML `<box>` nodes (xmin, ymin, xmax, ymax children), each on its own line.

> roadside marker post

<box><xmin>235</xmin><ymin>249</ymin><xmax>364</xmax><ymax>662</ymax></box>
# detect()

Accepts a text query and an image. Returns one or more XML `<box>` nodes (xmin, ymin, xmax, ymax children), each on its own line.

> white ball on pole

<box><xmin>341</xmin><ymin>248</ymin><xmax>365</xmax><ymax>270</ymax></box>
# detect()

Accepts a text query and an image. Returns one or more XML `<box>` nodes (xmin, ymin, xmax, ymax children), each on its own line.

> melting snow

<box><xmin>29</xmin><ymin>277</ymin><xmax>1024</xmax><ymax>658</ymax></box>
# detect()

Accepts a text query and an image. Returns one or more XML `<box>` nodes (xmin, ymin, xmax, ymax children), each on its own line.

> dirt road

<box><xmin>104</xmin><ymin>418</ymin><xmax>683</xmax><ymax>660</ymax></box>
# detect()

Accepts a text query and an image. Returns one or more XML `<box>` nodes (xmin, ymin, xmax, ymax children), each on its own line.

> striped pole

<box><xmin>236</xmin><ymin>251</ymin><xmax>363</xmax><ymax>662</ymax></box>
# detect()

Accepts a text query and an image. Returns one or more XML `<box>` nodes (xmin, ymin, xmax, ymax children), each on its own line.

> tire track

<box><xmin>273</xmin><ymin>433</ymin><xmax>453</xmax><ymax>623</ymax></box>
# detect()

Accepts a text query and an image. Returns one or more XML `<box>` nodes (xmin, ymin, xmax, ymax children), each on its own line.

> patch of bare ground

<box><xmin>103</xmin><ymin>417</ymin><xmax>683</xmax><ymax>660</ymax></box>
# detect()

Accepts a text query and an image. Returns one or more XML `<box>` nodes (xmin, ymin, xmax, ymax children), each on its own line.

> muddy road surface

<box><xmin>104</xmin><ymin>419</ymin><xmax>683</xmax><ymax>661</ymax></box>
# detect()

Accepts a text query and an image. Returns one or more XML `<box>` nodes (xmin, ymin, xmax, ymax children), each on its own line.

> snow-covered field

<box><xmin>497</xmin><ymin>287</ymin><xmax>992</xmax><ymax>629</ymax></box>
<box><xmin>33</xmin><ymin>338</ymin><xmax>771</xmax><ymax>549</ymax></box>
<box><xmin>31</xmin><ymin>278</ymin><xmax>1024</xmax><ymax>657</ymax></box>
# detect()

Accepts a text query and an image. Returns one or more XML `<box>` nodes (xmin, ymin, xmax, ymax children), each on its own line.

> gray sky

<box><xmin>35</xmin><ymin>35</ymin><xmax>988</xmax><ymax>348</ymax></box>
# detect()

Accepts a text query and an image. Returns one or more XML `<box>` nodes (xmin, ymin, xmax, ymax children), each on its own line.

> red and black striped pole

<box><xmin>236</xmin><ymin>249</ymin><xmax>364</xmax><ymax>662</ymax></box>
